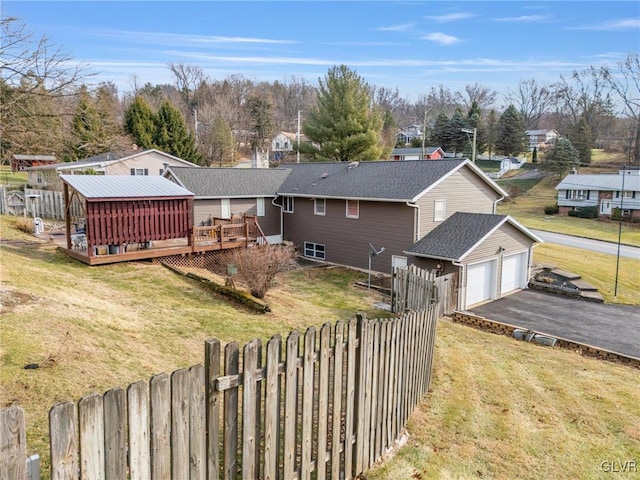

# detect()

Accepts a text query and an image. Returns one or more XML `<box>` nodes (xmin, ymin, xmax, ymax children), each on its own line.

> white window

<box><xmin>130</xmin><ymin>168</ymin><xmax>149</xmax><ymax>176</ymax></box>
<box><xmin>434</xmin><ymin>200</ymin><xmax>446</xmax><ymax>221</ymax></box>
<box><xmin>283</xmin><ymin>197</ymin><xmax>294</xmax><ymax>213</ymax></box>
<box><xmin>37</xmin><ymin>173</ymin><xmax>44</xmax><ymax>184</ymax></box>
<box><xmin>569</xmin><ymin>190</ymin><xmax>589</xmax><ymax>199</ymax></box>
<box><xmin>346</xmin><ymin>199</ymin><xmax>359</xmax><ymax>219</ymax></box>
<box><xmin>221</xmin><ymin>198</ymin><xmax>231</xmax><ymax>219</ymax></box>
<box><xmin>304</xmin><ymin>242</ymin><xmax>325</xmax><ymax>260</ymax></box>
<box><xmin>256</xmin><ymin>198</ymin><xmax>265</xmax><ymax>217</ymax></box>
<box><xmin>314</xmin><ymin>198</ymin><xmax>326</xmax><ymax>216</ymax></box>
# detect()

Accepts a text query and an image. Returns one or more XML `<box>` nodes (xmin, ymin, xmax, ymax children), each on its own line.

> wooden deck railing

<box><xmin>193</xmin><ymin>215</ymin><xmax>267</xmax><ymax>248</ymax></box>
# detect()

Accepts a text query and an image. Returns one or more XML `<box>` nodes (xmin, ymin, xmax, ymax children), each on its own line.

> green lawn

<box><xmin>0</xmin><ymin>165</ymin><xmax>27</xmax><ymax>186</ymax></box>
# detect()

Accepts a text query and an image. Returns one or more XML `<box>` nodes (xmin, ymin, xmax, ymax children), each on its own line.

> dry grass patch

<box><xmin>364</xmin><ymin>319</ymin><xmax>640</xmax><ymax>480</ymax></box>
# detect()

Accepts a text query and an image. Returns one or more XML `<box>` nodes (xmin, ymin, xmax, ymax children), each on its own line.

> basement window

<box><xmin>304</xmin><ymin>242</ymin><xmax>325</xmax><ymax>260</ymax></box>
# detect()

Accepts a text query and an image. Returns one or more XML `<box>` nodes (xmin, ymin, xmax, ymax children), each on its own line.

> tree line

<box><xmin>1</xmin><ymin>16</ymin><xmax>638</xmax><ymax>169</ymax></box>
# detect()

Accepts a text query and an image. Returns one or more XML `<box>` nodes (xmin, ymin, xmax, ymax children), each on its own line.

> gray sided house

<box><xmin>275</xmin><ymin>160</ymin><xmax>539</xmax><ymax>307</ymax></box>
<box><xmin>164</xmin><ymin>166</ymin><xmax>291</xmax><ymax>242</ymax></box>
<box><xmin>27</xmin><ymin>149</ymin><xmax>198</xmax><ymax>191</ymax></box>
<box><xmin>405</xmin><ymin>212</ymin><xmax>541</xmax><ymax>309</ymax></box>
<box><xmin>556</xmin><ymin>169</ymin><xmax>640</xmax><ymax>220</ymax></box>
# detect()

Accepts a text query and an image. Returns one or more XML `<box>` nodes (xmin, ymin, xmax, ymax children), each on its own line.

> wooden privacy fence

<box><xmin>392</xmin><ymin>264</ymin><xmax>458</xmax><ymax>317</ymax></box>
<box><xmin>0</xmin><ymin>187</ymin><xmax>81</xmax><ymax>220</ymax></box>
<box><xmin>0</xmin><ymin>307</ymin><xmax>439</xmax><ymax>480</ymax></box>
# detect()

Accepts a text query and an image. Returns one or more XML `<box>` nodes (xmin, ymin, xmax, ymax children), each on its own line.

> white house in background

<box><xmin>525</xmin><ymin>129</ymin><xmax>558</xmax><ymax>150</ymax></box>
<box><xmin>27</xmin><ymin>149</ymin><xmax>199</xmax><ymax>190</ymax></box>
<box><xmin>556</xmin><ymin>168</ymin><xmax>640</xmax><ymax>219</ymax></box>
<box><xmin>271</xmin><ymin>131</ymin><xmax>312</xmax><ymax>161</ymax></box>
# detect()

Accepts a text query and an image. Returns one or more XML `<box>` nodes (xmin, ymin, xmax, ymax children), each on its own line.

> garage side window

<box><xmin>221</xmin><ymin>198</ymin><xmax>231</xmax><ymax>219</ymax></box>
<box><xmin>434</xmin><ymin>199</ymin><xmax>446</xmax><ymax>221</ymax></box>
<box><xmin>256</xmin><ymin>197</ymin><xmax>265</xmax><ymax>216</ymax></box>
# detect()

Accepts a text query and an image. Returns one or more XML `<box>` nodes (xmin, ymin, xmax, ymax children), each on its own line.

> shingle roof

<box><xmin>405</xmin><ymin>212</ymin><xmax>540</xmax><ymax>261</ymax></box>
<box><xmin>166</xmin><ymin>167</ymin><xmax>292</xmax><ymax>198</ymax></box>
<box><xmin>60</xmin><ymin>175</ymin><xmax>194</xmax><ymax>200</ymax></box>
<box><xmin>556</xmin><ymin>173</ymin><xmax>640</xmax><ymax>191</ymax></box>
<box><xmin>28</xmin><ymin>149</ymin><xmax>198</xmax><ymax>171</ymax></box>
<box><xmin>12</xmin><ymin>154</ymin><xmax>57</xmax><ymax>161</ymax></box>
<box><xmin>392</xmin><ymin>147</ymin><xmax>442</xmax><ymax>156</ymax></box>
<box><xmin>277</xmin><ymin>159</ymin><xmax>488</xmax><ymax>202</ymax></box>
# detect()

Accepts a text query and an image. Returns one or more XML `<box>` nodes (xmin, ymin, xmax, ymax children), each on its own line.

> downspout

<box><xmin>452</xmin><ymin>260</ymin><xmax>465</xmax><ymax>310</ymax></box>
<box><xmin>493</xmin><ymin>194</ymin><xmax>505</xmax><ymax>214</ymax></box>
<box><xmin>272</xmin><ymin>196</ymin><xmax>283</xmax><ymax>242</ymax></box>
<box><xmin>406</xmin><ymin>201</ymin><xmax>420</xmax><ymax>242</ymax></box>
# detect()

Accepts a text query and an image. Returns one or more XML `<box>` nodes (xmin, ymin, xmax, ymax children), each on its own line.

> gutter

<box><xmin>406</xmin><ymin>201</ymin><xmax>420</xmax><ymax>242</ymax></box>
<box><xmin>272</xmin><ymin>196</ymin><xmax>283</xmax><ymax>241</ymax></box>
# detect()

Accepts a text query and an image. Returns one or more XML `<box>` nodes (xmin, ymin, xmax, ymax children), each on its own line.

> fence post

<box><xmin>205</xmin><ymin>339</ymin><xmax>221</xmax><ymax>480</ymax></box>
<box><xmin>0</xmin><ymin>406</ymin><xmax>27</xmax><ymax>480</ymax></box>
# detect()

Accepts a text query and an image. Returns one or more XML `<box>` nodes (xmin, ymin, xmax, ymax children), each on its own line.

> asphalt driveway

<box><xmin>470</xmin><ymin>290</ymin><xmax>640</xmax><ymax>359</ymax></box>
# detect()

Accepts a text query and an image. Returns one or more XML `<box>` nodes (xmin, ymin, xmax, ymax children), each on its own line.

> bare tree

<box><xmin>507</xmin><ymin>78</ymin><xmax>554</xmax><ymax>130</ymax></box>
<box><xmin>456</xmin><ymin>82</ymin><xmax>498</xmax><ymax>112</ymax></box>
<box><xmin>1</xmin><ymin>16</ymin><xmax>93</xmax><ymax>158</ymax></box>
<box><xmin>601</xmin><ymin>53</ymin><xmax>640</xmax><ymax>164</ymax></box>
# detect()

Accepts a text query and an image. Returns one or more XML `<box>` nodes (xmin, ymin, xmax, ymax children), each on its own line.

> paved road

<box><xmin>471</xmin><ymin>290</ymin><xmax>640</xmax><ymax>358</ymax></box>
<box><xmin>532</xmin><ymin>230</ymin><xmax>640</xmax><ymax>259</ymax></box>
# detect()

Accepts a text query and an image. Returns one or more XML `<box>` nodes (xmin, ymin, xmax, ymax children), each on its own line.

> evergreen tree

<box><xmin>205</xmin><ymin>117</ymin><xmax>235</xmax><ymax>167</ymax></box>
<box><xmin>467</xmin><ymin>101</ymin><xmax>486</xmax><ymax>157</ymax></box>
<box><xmin>532</xmin><ymin>146</ymin><xmax>538</xmax><ymax>163</ymax></box>
<box><xmin>543</xmin><ymin>137</ymin><xmax>580</xmax><ymax>178</ymax></box>
<box><xmin>123</xmin><ymin>96</ymin><xmax>156</xmax><ymax>149</ymax></box>
<box><xmin>429</xmin><ymin>111</ymin><xmax>450</xmax><ymax>150</ymax></box>
<box><xmin>67</xmin><ymin>86</ymin><xmax>110</xmax><ymax>160</ymax></box>
<box><xmin>496</xmin><ymin>104</ymin><xmax>526</xmax><ymax>156</ymax></box>
<box><xmin>153</xmin><ymin>101</ymin><xmax>203</xmax><ymax>164</ymax></box>
<box><xmin>247</xmin><ymin>94</ymin><xmax>274</xmax><ymax>148</ymax></box>
<box><xmin>568</xmin><ymin>116</ymin><xmax>592</xmax><ymax>165</ymax></box>
<box><xmin>444</xmin><ymin>109</ymin><xmax>468</xmax><ymax>154</ymax></box>
<box><xmin>302</xmin><ymin>65</ymin><xmax>383</xmax><ymax>162</ymax></box>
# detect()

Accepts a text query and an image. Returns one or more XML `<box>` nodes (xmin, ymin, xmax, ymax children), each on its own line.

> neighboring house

<box><xmin>556</xmin><ymin>168</ymin><xmax>640</xmax><ymax>219</ymax></box>
<box><xmin>164</xmin><ymin>166</ymin><xmax>291</xmax><ymax>242</ymax></box>
<box><xmin>525</xmin><ymin>129</ymin><xmax>558</xmax><ymax>150</ymax></box>
<box><xmin>275</xmin><ymin>159</ymin><xmax>540</xmax><ymax>309</ymax></box>
<box><xmin>396</xmin><ymin>124</ymin><xmax>423</xmax><ymax>146</ymax></box>
<box><xmin>271</xmin><ymin>131</ymin><xmax>311</xmax><ymax>161</ymax></box>
<box><xmin>11</xmin><ymin>154</ymin><xmax>57</xmax><ymax>172</ymax></box>
<box><xmin>391</xmin><ymin>147</ymin><xmax>445</xmax><ymax>161</ymax></box>
<box><xmin>27</xmin><ymin>149</ymin><xmax>199</xmax><ymax>190</ymax></box>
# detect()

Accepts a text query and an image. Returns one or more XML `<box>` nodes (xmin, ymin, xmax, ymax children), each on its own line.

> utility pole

<box><xmin>614</xmin><ymin>166</ymin><xmax>626</xmax><ymax>297</ymax></box>
<box><xmin>296</xmin><ymin>110</ymin><xmax>301</xmax><ymax>163</ymax></box>
<box><xmin>461</xmin><ymin>128</ymin><xmax>477</xmax><ymax>163</ymax></box>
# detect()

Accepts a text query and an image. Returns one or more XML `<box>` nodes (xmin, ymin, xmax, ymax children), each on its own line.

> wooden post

<box><xmin>0</xmin><ymin>406</ymin><xmax>27</xmax><ymax>480</ymax></box>
<box><xmin>50</xmin><ymin>402</ymin><xmax>78</xmax><ymax>480</ymax></box>
<box><xmin>223</xmin><ymin>343</ymin><xmax>240</xmax><ymax>480</ymax></box>
<box><xmin>263</xmin><ymin>335</ymin><xmax>282</xmax><ymax>480</ymax></box>
<box><xmin>283</xmin><ymin>331</ymin><xmax>300</xmax><ymax>480</ymax></box>
<box><xmin>104</xmin><ymin>388</ymin><xmax>127</xmax><ymax>480</ymax></box>
<box><xmin>128</xmin><ymin>382</ymin><xmax>150</xmax><ymax>480</ymax></box>
<box><xmin>205</xmin><ymin>339</ymin><xmax>221</xmax><ymax>480</ymax></box>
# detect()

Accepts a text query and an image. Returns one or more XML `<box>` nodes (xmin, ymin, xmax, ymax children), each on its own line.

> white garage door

<box><xmin>466</xmin><ymin>259</ymin><xmax>496</xmax><ymax>308</ymax></box>
<box><xmin>501</xmin><ymin>252</ymin><xmax>528</xmax><ymax>295</ymax></box>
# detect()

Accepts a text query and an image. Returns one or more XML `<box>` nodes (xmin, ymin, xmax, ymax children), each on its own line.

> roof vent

<box><xmin>348</xmin><ymin>161</ymin><xmax>359</xmax><ymax>168</ymax></box>
<box><xmin>321</xmin><ymin>172</ymin><xmax>329</xmax><ymax>178</ymax></box>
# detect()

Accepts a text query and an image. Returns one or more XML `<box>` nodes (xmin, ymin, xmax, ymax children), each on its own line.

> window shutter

<box><xmin>616</xmin><ymin>191</ymin><xmax>620</xmax><ymax>198</ymax></box>
<box><xmin>144</xmin><ymin>169</ymin><xmax>148</xmax><ymax>176</ymax></box>
<box><xmin>633</xmin><ymin>191</ymin><xmax>637</xmax><ymax>199</ymax></box>
<box><xmin>565</xmin><ymin>190</ymin><xmax>569</xmax><ymax>199</ymax></box>
<box><xmin>131</xmin><ymin>168</ymin><xmax>135</xmax><ymax>175</ymax></box>
<box><xmin>586</xmin><ymin>190</ymin><xmax>590</xmax><ymax>200</ymax></box>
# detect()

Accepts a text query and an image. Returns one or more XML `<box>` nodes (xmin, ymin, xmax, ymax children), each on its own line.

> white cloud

<box><xmin>425</xmin><ymin>13</ymin><xmax>475</xmax><ymax>23</ymax></box>
<box><xmin>494</xmin><ymin>15</ymin><xmax>550</xmax><ymax>23</ymax></box>
<box><xmin>421</xmin><ymin>33</ymin><xmax>461</xmax><ymax>45</ymax></box>
<box><xmin>377</xmin><ymin>23</ymin><xmax>415</xmax><ymax>32</ymax></box>
<box><xmin>94</xmin><ymin>29</ymin><xmax>297</xmax><ymax>46</ymax></box>
<box><xmin>570</xmin><ymin>18</ymin><xmax>640</xmax><ymax>31</ymax></box>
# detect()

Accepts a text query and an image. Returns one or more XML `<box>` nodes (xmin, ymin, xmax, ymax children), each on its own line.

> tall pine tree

<box><xmin>67</xmin><ymin>86</ymin><xmax>110</xmax><ymax>161</ymax></box>
<box><xmin>496</xmin><ymin>105</ymin><xmax>526</xmax><ymax>156</ymax></box>
<box><xmin>153</xmin><ymin>102</ymin><xmax>203</xmax><ymax>164</ymax></box>
<box><xmin>123</xmin><ymin>96</ymin><xmax>156</xmax><ymax>149</ymax></box>
<box><xmin>569</xmin><ymin>116</ymin><xmax>592</xmax><ymax>166</ymax></box>
<box><xmin>302</xmin><ymin>65</ymin><xmax>383</xmax><ymax>162</ymax></box>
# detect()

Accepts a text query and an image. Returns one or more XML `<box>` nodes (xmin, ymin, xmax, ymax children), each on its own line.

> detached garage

<box><xmin>405</xmin><ymin>212</ymin><xmax>542</xmax><ymax>310</ymax></box>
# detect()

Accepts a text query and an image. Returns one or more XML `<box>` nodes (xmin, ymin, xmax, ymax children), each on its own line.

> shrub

<box><xmin>568</xmin><ymin>206</ymin><xmax>598</xmax><ymax>219</ymax></box>
<box><xmin>15</xmin><ymin>218</ymin><xmax>33</xmax><ymax>233</ymax></box>
<box><xmin>223</xmin><ymin>244</ymin><xmax>298</xmax><ymax>298</ymax></box>
<box><xmin>611</xmin><ymin>207</ymin><xmax>621</xmax><ymax>221</ymax></box>
<box><xmin>544</xmin><ymin>205</ymin><xmax>559</xmax><ymax>215</ymax></box>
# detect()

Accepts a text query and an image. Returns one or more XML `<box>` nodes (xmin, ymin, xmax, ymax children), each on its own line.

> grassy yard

<box><xmin>497</xmin><ymin>175</ymin><xmax>640</xmax><ymax>246</ymax></box>
<box><xmin>0</xmin><ymin>165</ymin><xmax>27</xmax><ymax>186</ymax></box>
<box><xmin>1</xmin><ymin>215</ymin><xmax>638</xmax><ymax>479</ymax></box>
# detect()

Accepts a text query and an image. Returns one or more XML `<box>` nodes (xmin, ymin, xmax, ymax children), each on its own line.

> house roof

<box><xmin>27</xmin><ymin>149</ymin><xmax>198</xmax><ymax>171</ymax></box>
<box><xmin>525</xmin><ymin>129</ymin><xmax>556</xmax><ymax>136</ymax></box>
<box><xmin>404</xmin><ymin>212</ymin><xmax>542</xmax><ymax>261</ymax></box>
<box><xmin>165</xmin><ymin>166</ymin><xmax>292</xmax><ymax>198</ymax></box>
<box><xmin>556</xmin><ymin>173</ymin><xmax>640</xmax><ymax>192</ymax></box>
<box><xmin>61</xmin><ymin>174</ymin><xmax>194</xmax><ymax>200</ymax></box>
<box><xmin>392</xmin><ymin>147</ymin><xmax>443</xmax><ymax>156</ymax></box>
<box><xmin>277</xmin><ymin>159</ymin><xmax>507</xmax><ymax>202</ymax></box>
<box><xmin>12</xmin><ymin>154</ymin><xmax>57</xmax><ymax>162</ymax></box>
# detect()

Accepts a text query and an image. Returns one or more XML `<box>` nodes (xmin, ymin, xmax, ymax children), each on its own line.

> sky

<box><xmin>3</xmin><ymin>1</ymin><xmax>640</xmax><ymax>103</ymax></box>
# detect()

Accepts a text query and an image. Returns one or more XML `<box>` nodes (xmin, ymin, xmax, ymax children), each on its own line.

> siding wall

<box><xmin>417</xmin><ymin>168</ymin><xmax>500</xmax><ymax>237</ymax></box>
<box><xmin>283</xmin><ymin>198</ymin><xmax>414</xmax><ymax>272</ymax></box>
<box><xmin>108</xmin><ymin>153</ymin><xmax>191</xmax><ymax>176</ymax></box>
<box><xmin>194</xmin><ymin>197</ymin><xmax>281</xmax><ymax>236</ymax></box>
